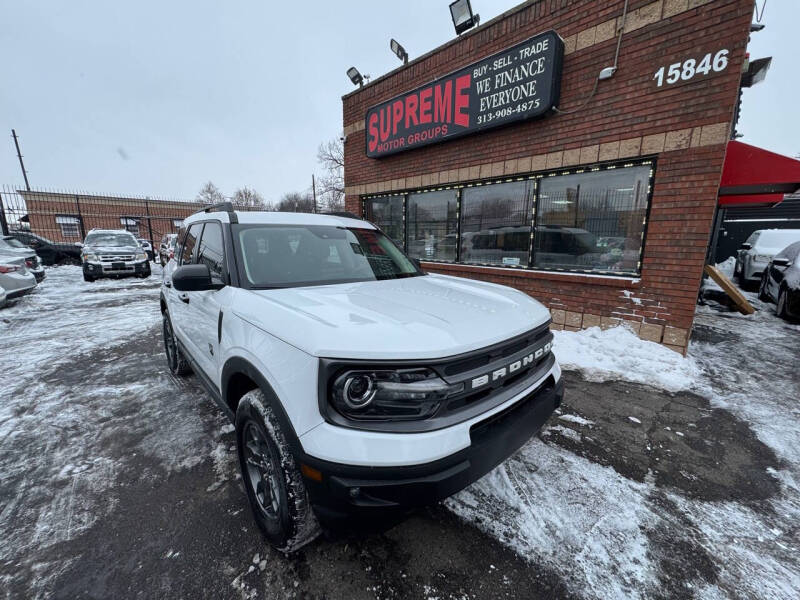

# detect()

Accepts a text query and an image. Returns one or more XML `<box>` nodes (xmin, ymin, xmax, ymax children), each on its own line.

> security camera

<box><xmin>340</xmin><ymin>135</ymin><xmax>347</xmax><ymax>143</ymax></box>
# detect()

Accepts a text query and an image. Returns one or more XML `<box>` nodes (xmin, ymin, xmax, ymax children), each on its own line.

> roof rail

<box><xmin>202</xmin><ymin>201</ymin><xmax>235</xmax><ymax>213</ymax></box>
<box><xmin>325</xmin><ymin>211</ymin><xmax>362</xmax><ymax>220</ymax></box>
<box><xmin>201</xmin><ymin>201</ymin><xmax>238</xmax><ymax>223</ymax></box>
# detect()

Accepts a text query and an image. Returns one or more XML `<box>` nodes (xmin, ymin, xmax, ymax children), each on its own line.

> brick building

<box><xmin>18</xmin><ymin>190</ymin><xmax>199</xmax><ymax>245</ymax></box>
<box><xmin>342</xmin><ymin>0</ymin><xmax>755</xmax><ymax>353</ymax></box>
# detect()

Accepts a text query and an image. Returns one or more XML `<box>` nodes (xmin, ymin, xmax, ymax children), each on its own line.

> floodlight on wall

<box><xmin>449</xmin><ymin>0</ymin><xmax>480</xmax><ymax>35</ymax></box>
<box><xmin>347</xmin><ymin>67</ymin><xmax>364</xmax><ymax>87</ymax></box>
<box><xmin>390</xmin><ymin>39</ymin><xmax>408</xmax><ymax>65</ymax></box>
<box><xmin>741</xmin><ymin>56</ymin><xmax>772</xmax><ymax>88</ymax></box>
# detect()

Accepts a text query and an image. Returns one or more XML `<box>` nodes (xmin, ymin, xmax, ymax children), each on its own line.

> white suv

<box><xmin>160</xmin><ymin>204</ymin><xmax>562</xmax><ymax>552</ymax></box>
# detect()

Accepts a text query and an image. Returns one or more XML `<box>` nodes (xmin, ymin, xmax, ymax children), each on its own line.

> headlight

<box><xmin>331</xmin><ymin>368</ymin><xmax>464</xmax><ymax>421</ymax></box>
<box><xmin>135</xmin><ymin>252</ymin><xmax>147</xmax><ymax>261</ymax></box>
<box><xmin>82</xmin><ymin>252</ymin><xmax>98</xmax><ymax>262</ymax></box>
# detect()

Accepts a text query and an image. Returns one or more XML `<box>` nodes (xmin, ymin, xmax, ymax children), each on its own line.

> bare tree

<box><xmin>232</xmin><ymin>187</ymin><xmax>270</xmax><ymax>210</ymax></box>
<box><xmin>196</xmin><ymin>181</ymin><xmax>225</xmax><ymax>204</ymax></box>
<box><xmin>316</xmin><ymin>138</ymin><xmax>345</xmax><ymax>212</ymax></box>
<box><xmin>276</xmin><ymin>192</ymin><xmax>315</xmax><ymax>213</ymax></box>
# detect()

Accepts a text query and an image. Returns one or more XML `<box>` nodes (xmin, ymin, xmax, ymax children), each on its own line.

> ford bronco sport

<box><xmin>161</xmin><ymin>203</ymin><xmax>562</xmax><ymax>552</ymax></box>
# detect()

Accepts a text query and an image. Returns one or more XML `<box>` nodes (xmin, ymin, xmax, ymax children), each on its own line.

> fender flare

<box><xmin>221</xmin><ymin>356</ymin><xmax>304</xmax><ymax>456</ymax></box>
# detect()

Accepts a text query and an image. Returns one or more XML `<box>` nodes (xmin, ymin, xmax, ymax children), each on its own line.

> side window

<box><xmin>196</xmin><ymin>222</ymin><xmax>226</xmax><ymax>283</ymax></box>
<box><xmin>180</xmin><ymin>224</ymin><xmax>201</xmax><ymax>265</ymax></box>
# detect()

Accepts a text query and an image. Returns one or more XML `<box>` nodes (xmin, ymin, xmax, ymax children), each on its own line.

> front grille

<box><xmin>99</xmin><ymin>254</ymin><xmax>135</xmax><ymax>262</ymax></box>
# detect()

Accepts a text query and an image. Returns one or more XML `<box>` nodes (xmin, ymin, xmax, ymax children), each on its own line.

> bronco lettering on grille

<box><xmin>470</xmin><ymin>341</ymin><xmax>552</xmax><ymax>390</ymax></box>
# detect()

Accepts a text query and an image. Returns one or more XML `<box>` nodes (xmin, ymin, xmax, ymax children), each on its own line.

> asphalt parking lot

<box><xmin>1</xmin><ymin>266</ymin><xmax>798</xmax><ymax>599</ymax></box>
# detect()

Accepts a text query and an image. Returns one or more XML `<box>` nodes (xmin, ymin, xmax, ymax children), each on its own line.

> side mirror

<box><xmin>172</xmin><ymin>264</ymin><xmax>224</xmax><ymax>292</ymax></box>
<box><xmin>772</xmin><ymin>257</ymin><xmax>790</xmax><ymax>267</ymax></box>
<box><xmin>740</xmin><ymin>243</ymin><xmax>752</xmax><ymax>250</ymax></box>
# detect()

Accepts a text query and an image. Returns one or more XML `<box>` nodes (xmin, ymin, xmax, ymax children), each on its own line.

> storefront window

<box><xmin>363</xmin><ymin>160</ymin><xmax>652</xmax><ymax>276</ymax></box>
<box><xmin>406</xmin><ymin>189</ymin><xmax>458</xmax><ymax>261</ymax></box>
<box><xmin>364</xmin><ymin>195</ymin><xmax>404</xmax><ymax>246</ymax></box>
<box><xmin>460</xmin><ymin>180</ymin><xmax>534</xmax><ymax>267</ymax></box>
<box><xmin>533</xmin><ymin>165</ymin><xmax>651</xmax><ymax>274</ymax></box>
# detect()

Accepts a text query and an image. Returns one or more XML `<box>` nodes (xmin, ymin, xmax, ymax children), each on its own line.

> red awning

<box><xmin>719</xmin><ymin>141</ymin><xmax>800</xmax><ymax>207</ymax></box>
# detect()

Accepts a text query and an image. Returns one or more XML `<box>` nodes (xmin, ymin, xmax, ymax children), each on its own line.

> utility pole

<box><xmin>312</xmin><ymin>174</ymin><xmax>318</xmax><ymax>213</ymax></box>
<box><xmin>11</xmin><ymin>130</ymin><xmax>31</xmax><ymax>191</ymax></box>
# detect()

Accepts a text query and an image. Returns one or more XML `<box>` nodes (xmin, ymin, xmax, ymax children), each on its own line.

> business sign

<box><xmin>365</xmin><ymin>30</ymin><xmax>564</xmax><ymax>159</ymax></box>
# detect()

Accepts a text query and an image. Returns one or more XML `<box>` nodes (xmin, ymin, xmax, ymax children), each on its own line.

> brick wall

<box><xmin>343</xmin><ymin>0</ymin><xmax>755</xmax><ymax>352</ymax></box>
<box><xmin>22</xmin><ymin>192</ymin><xmax>198</xmax><ymax>243</ymax></box>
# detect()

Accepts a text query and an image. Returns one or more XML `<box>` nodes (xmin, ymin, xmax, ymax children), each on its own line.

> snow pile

<box><xmin>552</xmin><ymin>325</ymin><xmax>701</xmax><ymax>393</ymax></box>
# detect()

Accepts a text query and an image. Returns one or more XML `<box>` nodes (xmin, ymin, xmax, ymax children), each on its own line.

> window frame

<box><xmin>195</xmin><ymin>220</ymin><xmax>229</xmax><ymax>285</ymax></box>
<box><xmin>361</xmin><ymin>157</ymin><xmax>656</xmax><ymax>278</ymax></box>
<box><xmin>178</xmin><ymin>222</ymin><xmax>203</xmax><ymax>266</ymax></box>
<box><xmin>55</xmin><ymin>214</ymin><xmax>83</xmax><ymax>238</ymax></box>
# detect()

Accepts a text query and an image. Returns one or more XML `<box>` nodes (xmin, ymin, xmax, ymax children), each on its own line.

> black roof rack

<box><xmin>201</xmin><ymin>201</ymin><xmax>238</xmax><ymax>224</ymax></box>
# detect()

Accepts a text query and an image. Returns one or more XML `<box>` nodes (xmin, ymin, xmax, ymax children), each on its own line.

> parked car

<box><xmin>158</xmin><ymin>233</ymin><xmax>178</xmax><ymax>266</ymax></box>
<box><xmin>161</xmin><ymin>206</ymin><xmax>561</xmax><ymax>552</ymax></box>
<box><xmin>80</xmin><ymin>229</ymin><xmax>151</xmax><ymax>282</ymax></box>
<box><xmin>0</xmin><ymin>257</ymin><xmax>37</xmax><ymax>300</ymax></box>
<box><xmin>138</xmin><ymin>238</ymin><xmax>155</xmax><ymax>262</ymax></box>
<box><xmin>0</xmin><ymin>235</ymin><xmax>46</xmax><ymax>282</ymax></box>
<box><xmin>759</xmin><ymin>240</ymin><xmax>800</xmax><ymax>320</ymax></box>
<box><xmin>735</xmin><ymin>229</ymin><xmax>800</xmax><ymax>285</ymax></box>
<box><xmin>8</xmin><ymin>231</ymin><xmax>82</xmax><ymax>265</ymax></box>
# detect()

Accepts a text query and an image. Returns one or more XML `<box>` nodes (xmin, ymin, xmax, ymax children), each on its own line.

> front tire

<box><xmin>758</xmin><ymin>272</ymin><xmax>771</xmax><ymax>302</ymax></box>
<box><xmin>776</xmin><ymin>287</ymin><xmax>790</xmax><ymax>320</ymax></box>
<box><xmin>162</xmin><ymin>312</ymin><xmax>191</xmax><ymax>376</ymax></box>
<box><xmin>83</xmin><ymin>273</ymin><xmax>95</xmax><ymax>282</ymax></box>
<box><xmin>235</xmin><ymin>390</ymin><xmax>320</xmax><ymax>553</ymax></box>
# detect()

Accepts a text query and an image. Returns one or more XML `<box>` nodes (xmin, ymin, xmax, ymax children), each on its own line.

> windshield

<box><xmin>84</xmin><ymin>232</ymin><xmax>137</xmax><ymax>247</ymax></box>
<box><xmin>1</xmin><ymin>237</ymin><xmax>27</xmax><ymax>249</ymax></box>
<box><xmin>235</xmin><ymin>225</ymin><xmax>422</xmax><ymax>288</ymax></box>
<box><xmin>755</xmin><ymin>229</ymin><xmax>800</xmax><ymax>251</ymax></box>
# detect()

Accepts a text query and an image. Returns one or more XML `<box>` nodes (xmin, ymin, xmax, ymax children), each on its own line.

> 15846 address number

<box><xmin>653</xmin><ymin>49</ymin><xmax>729</xmax><ymax>87</ymax></box>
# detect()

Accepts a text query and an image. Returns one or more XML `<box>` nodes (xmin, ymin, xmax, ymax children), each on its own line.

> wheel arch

<box><xmin>221</xmin><ymin>356</ymin><xmax>303</xmax><ymax>456</ymax></box>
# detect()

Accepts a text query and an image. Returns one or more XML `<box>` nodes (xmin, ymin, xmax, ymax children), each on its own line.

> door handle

<box><xmin>179</xmin><ymin>293</ymin><xmax>190</xmax><ymax>304</ymax></box>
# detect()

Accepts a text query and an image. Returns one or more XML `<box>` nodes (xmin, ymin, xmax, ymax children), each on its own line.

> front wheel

<box><xmin>758</xmin><ymin>272</ymin><xmax>771</xmax><ymax>302</ymax></box>
<box><xmin>235</xmin><ymin>390</ymin><xmax>320</xmax><ymax>553</ymax></box>
<box><xmin>776</xmin><ymin>288</ymin><xmax>790</xmax><ymax>320</ymax></box>
<box><xmin>162</xmin><ymin>312</ymin><xmax>191</xmax><ymax>375</ymax></box>
<box><xmin>83</xmin><ymin>273</ymin><xmax>94</xmax><ymax>282</ymax></box>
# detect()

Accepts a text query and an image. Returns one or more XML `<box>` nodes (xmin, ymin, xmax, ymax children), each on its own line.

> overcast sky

<box><xmin>0</xmin><ymin>0</ymin><xmax>794</xmax><ymax>202</ymax></box>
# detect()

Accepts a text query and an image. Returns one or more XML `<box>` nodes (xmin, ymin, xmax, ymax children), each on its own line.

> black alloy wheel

<box><xmin>758</xmin><ymin>272</ymin><xmax>771</xmax><ymax>302</ymax></box>
<box><xmin>243</xmin><ymin>422</ymin><xmax>282</xmax><ymax>518</ymax></box>
<box><xmin>162</xmin><ymin>313</ymin><xmax>191</xmax><ymax>375</ymax></box>
<box><xmin>776</xmin><ymin>287</ymin><xmax>790</xmax><ymax>319</ymax></box>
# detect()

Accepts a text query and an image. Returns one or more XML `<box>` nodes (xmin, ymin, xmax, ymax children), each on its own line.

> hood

<box><xmin>233</xmin><ymin>274</ymin><xmax>550</xmax><ymax>359</ymax></box>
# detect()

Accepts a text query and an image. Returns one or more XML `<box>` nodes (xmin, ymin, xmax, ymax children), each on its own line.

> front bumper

<box><xmin>299</xmin><ymin>373</ymin><xmax>563</xmax><ymax>527</ymax></box>
<box><xmin>83</xmin><ymin>260</ymin><xmax>150</xmax><ymax>277</ymax></box>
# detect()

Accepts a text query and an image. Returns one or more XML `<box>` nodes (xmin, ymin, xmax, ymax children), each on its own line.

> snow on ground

<box><xmin>2</xmin><ymin>263</ymin><xmax>799</xmax><ymax>599</ymax></box>
<box><xmin>552</xmin><ymin>325</ymin><xmax>702</xmax><ymax>392</ymax></box>
<box><xmin>0</xmin><ymin>265</ymin><xmax>231</xmax><ymax>596</ymax></box>
<box><xmin>449</xmin><ymin>289</ymin><xmax>800</xmax><ymax>599</ymax></box>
